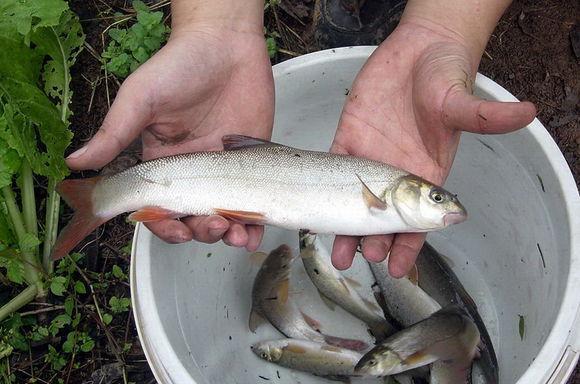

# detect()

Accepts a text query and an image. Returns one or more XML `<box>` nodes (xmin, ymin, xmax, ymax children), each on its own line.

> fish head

<box><xmin>392</xmin><ymin>175</ymin><xmax>467</xmax><ymax>230</ymax></box>
<box><xmin>250</xmin><ymin>341</ymin><xmax>283</xmax><ymax>362</ymax></box>
<box><xmin>260</xmin><ymin>244</ymin><xmax>296</xmax><ymax>276</ymax></box>
<box><xmin>354</xmin><ymin>348</ymin><xmax>402</xmax><ymax>376</ymax></box>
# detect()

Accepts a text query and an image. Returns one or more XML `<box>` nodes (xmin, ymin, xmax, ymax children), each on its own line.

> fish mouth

<box><xmin>444</xmin><ymin>211</ymin><xmax>468</xmax><ymax>226</ymax></box>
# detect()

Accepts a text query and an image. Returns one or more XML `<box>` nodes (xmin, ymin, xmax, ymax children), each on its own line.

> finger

<box><xmin>331</xmin><ymin>235</ymin><xmax>361</xmax><ymax>270</ymax></box>
<box><xmin>245</xmin><ymin>225</ymin><xmax>264</xmax><ymax>252</ymax></box>
<box><xmin>387</xmin><ymin>233</ymin><xmax>426</xmax><ymax>278</ymax></box>
<box><xmin>181</xmin><ymin>215</ymin><xmax>229</xmax><ymax>243</ymax></box>
<box><xmin>361</xmin><ymin>234</ymin><xmax>394</xmax><ymax>263</ymax></box>
<box><xmin>144</xmin><ymin>219</ymin><xmax>193</xmax><ymax>244</ymax></box>
<box><xmin>443</xmin><ymin>90</ymin><xmax>537</xmax><ymax>134</ymax></box>
<box><xmin>222</xmin><ymin>223</ymin><xmax>249</xmax><ymax>248</ymax></box>
<box><xmin>66</xmin><ymin>76</ymin><xmax>154</xmax><ymax>170</ymax></box>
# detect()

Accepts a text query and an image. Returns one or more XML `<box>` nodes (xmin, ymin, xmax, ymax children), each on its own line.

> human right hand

<box><xmin>66</xmin><ymin>2</ymin><xmax>274</xmax><ymax>251</ymax></box>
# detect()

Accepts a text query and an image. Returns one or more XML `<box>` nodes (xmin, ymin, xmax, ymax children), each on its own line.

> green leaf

<box><xmin>109</xmin><ymin>296</ymin><xmax>130</xmax><ymax>314</ymax></box>
<box><xmin>80</xmin><ymin>336</ymin><xmax>94</xmax><ymax>352</ymax></box>
<box><xmin>46</xmin><ymin>344</ymin><xmax>67</xmax><ymax>370</ymax></box>
<box><xmin>50</xmin><ymin>275</ymin><xmax>67</xmax><ymax>296</ymax></box>
<box><xmin>73</xmin><ymin>280</ymin><xmax>86</xmax><ymax>294</ymax></box>
<box><xmin>32</xmin><ymin>10</ymin><xmax>84</xmax><ymax>124</ymax></box>
<box><xmin>64</xmin><ymin>296</ymin><xmax>74</xmax><ymax>316</ymax></box>
<box><xmin>19</xmin><ymin>232</ymin><xmax>40</xmax><ymax>253</ymax></box>
<box><xmin>0</xmin><ymin>0</ymin><xmax>68</xmax><ymax>41</ymax></box>
<box><xmin>49</xmin><ymin>313</ymin><xmax>71</xmax><ymax>336</ymax></box>
<box><xmin>102</xmin><ymin>313</ymin><xmax>113</xmax><ymax>325</ymax></box>
<box><xmin>112</xmin><ymin>264</ymin><xmax>125</xmax><ymax>279</ymax></box>
<box><xmin>0</xmin><ymin>248</ymin><xmax>24</xmax><ymax>284</ymax></box>
<box><xmin>62</xmin><ymin>331</ymin><xmax>76</xmax><ymax>353</ymax></box>
<box><xmin>108</xmin><ymin>28</ymin><xmax>126</xmax><ymax>43</ymax></box>
<box><xmin>132</xmin><ymin>0</ymin><xmax>149</xmax><ymax>13</ymax></box>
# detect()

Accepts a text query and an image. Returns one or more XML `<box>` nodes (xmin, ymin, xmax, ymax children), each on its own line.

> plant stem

<box><xmin>0</xmin><ymin>284</ymin><xmax>38</xmax><ymax>322</ymax></box>
<box><xmin>1</xmin><ymin>186</ymin><xmax>41</xmax><ymax>290</ymax></box>
<box><xmin>42</xmin><ymin>179</ymin><xmax>59</xmax><ymax>274</ymax></box>
<box><xmin>21</xmin><ymin>161</ymin><xmax>38</xmax><ymax>244</ymax></box>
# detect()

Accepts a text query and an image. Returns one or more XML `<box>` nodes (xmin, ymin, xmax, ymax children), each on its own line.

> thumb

<box><xmin>443</xmin><ymin>89</ymin><xmax>537</xmax><ymax>134</ymax></box>
<box><xmin>66</xmin><ymin>77</ymin><xmax>154</xmax><ymax>170</ymax></box>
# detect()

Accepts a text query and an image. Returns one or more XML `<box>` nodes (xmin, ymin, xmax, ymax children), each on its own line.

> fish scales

<box><xmin>95</xmin><ymin>145</ymin><xmax>408</xmax><ymax>234</ymax></box>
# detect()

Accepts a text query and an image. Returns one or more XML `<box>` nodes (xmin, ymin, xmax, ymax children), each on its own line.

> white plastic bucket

<box><xmin>130</xmin><ymin>47</ymin><xmax>580</xmax><ymax>384</ymax></box>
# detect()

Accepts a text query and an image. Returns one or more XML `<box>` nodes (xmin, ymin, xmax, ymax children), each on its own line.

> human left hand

<box><xmin>329</xmin><ymin>20</ymin><xmax>536</xmax><ymax>277</ymax></box>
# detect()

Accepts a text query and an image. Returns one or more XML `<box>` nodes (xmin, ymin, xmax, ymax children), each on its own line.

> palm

<box><xmin>120</xmin><ymin>31</ymin><xmax>274</xmax><ymax>160</ymax></box>
<box><xmin>330</xmin><ymin>22</ymin><xmax>535</xmax><ymax>276</ymax></box>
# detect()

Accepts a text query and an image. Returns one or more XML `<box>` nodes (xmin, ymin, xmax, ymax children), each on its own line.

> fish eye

<box><xmin>429</xmin><ymin>189</ymin><xmax>445</xmax><ymax>203</ymax></box>
<box><xmin>368</xmin><ymin>360</ymin><xmax>377</xmax><ymax>366</ymax></box>
<box><xmin>260</xmin><ymin>352</ymin><xmax>268</xmax><ymax>359</ymax></box>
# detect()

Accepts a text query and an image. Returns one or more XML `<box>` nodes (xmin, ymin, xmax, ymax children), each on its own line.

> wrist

<box><xmin>400</xmin><ymin>0</ymin><xmax>511</xmax><ymax>66</ymax></box>
<box><xmin>171</xmin><ymin>0</ymin><xmax>264</xmax><ymax>35</ymax></box>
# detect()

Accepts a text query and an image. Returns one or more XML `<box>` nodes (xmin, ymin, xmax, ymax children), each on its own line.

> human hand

<box><xmin>329</xmin><ymin>19</ymin><xmax>536</xmax><ymax>277</ymax></box>
<box><xmin>66</xmin><ymin>17</ymin><xmax>274</xmax><ymax>251</ymax></box>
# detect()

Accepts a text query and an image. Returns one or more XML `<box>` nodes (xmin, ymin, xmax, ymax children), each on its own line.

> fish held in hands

<box><xmin>249</xmin><ymin>244</ymin><xmax>368</xmax><ymax>352</ymax></box>
<box><xmin>354</xmin><ymin>306</ymin><xmax>480</xmax><ymax>377</ymax></box>
<box><xmin>299</xmin><ymin>231</ymin><xmax>395</xmax><ymax>341</ymax></box>
<box><xmin>53</xmin><ymin>135</ymin><xmax>467</xmax><ymax>259</ymax></box>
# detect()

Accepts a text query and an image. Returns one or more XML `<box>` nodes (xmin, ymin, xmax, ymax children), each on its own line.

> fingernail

<box><xmin>67</xmin><ymin>146</ymin><xmax>87</xmax><ymax>160</ymax></box>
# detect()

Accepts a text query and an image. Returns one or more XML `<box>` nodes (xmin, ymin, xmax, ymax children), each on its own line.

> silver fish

<box><xmin>249</xmin><ymin>244</ymin><xmax>367</xmax><ymax>351</ymax></box>
<box><xmin>299</xmin><ymin>231</ymin><xmax>395</xmax><ymax>341</ymax></box>
<box><xmin>355</xmin><ymin>306</ymin><xmax>480</xmax><ymax>377</ymax></box>
<box><xmin>251</xmin><ymin>338</ymin><xmax>362</xmax><ymax>380</ymax></box>
<box><xmin>416</xmin><ymin>243</ymin><xmax>498</xmax><ymax>384</ymax></box>
<box><xmin>369</xmin><ymin>261</ymin><xmax>441</xmax><ymax>327</ymax></box>
<box><xmin>53</xmin><ymin>135</ymin><xmax>467</xmax><ymax>259</ymax></box>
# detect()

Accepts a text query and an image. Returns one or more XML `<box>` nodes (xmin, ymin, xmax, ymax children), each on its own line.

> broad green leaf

<box><xmin>80</xmin><ymin>337</ymin><xmax>94</xmax><ymax>352</ymax></box>
<box><xmin>0</xmin><ymin>0</ymin><xmax>68</xmax><ymax>41</ymax></box>
<box><xmin>112</xmin><ymin>264</ymin><xmax>125</xmax><ymax>279</ymax></box>
<box><xmin>32</xmin><ymin>10</ymin><xmax>84</xmax><ymax>123</ymax></box>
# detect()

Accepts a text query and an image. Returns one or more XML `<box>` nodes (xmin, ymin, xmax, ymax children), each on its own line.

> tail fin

<box><xmin>52</xmin><ymin>177</ymin><xmax>108</xmax><ymax>260</ymax></box>
<box><xmin>323</xmin><ymin>335</ymin><xmax>368</xmax><ymax>352</ymax></box>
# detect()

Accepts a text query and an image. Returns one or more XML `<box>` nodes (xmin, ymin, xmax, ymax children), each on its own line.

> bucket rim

<box><xmin>130</xmin><ymin>46</ymin><xmax>580</xmax><ymax>384</ymax></box>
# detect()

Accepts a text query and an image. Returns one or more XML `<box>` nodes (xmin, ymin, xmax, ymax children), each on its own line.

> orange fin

<box><xmin>214</xmin><ymin>208</ymin><xmax>266</xmax><ymax>225</ymax></box>
<box><xmin>356</xmin><ymin>174</ymin><xmax>387</xmax><ymax>210</ymax></box>
<box><xmin>407</xmin><ymin>264</ymin><xmax>419</xmax><ymax>285</ymax></box>
<box><xmin>301</xmin><ymin>311</ymin><xmax>322</xmax><ymax>332</ymax></box>
<box><xmin>52</xmin><ymin>177</ymin><xmax>109</xmax><ymax>260</ymax></box>
<box><xmin>128</xmin><ymin>206</ymin><xmax>181</xmax><ymax>222</ymax></box>
<box><xmin>323</xmin><ymin>335</ymin><xmax>368</xmax><ymax>352</ymax></box>
<box><xmin>222</xmin><ymin>135</ymin><xmax>283</xmax><ymax>150</ymax></box>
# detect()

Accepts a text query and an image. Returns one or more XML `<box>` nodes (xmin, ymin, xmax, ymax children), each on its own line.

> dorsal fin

<box><xmin>222</xmin><ymin>135</ymin><xmax>284</xmax><ymax>150</ymax></box>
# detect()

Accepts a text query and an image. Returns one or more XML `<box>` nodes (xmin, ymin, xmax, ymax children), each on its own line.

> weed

<box><xmin>102</xmin><ymin>0</ymin><xmax>170</xmax><ymax>78</ymax></box>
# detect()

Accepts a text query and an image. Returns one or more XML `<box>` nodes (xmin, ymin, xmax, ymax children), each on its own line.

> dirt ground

<box><xmin>44</xmin><ymin>0</ymin><xmax>580</xmax><ymax>382</ymax></box>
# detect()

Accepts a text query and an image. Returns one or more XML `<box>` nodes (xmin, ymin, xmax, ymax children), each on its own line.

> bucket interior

<box><xmin>131</xmin><ymin>48</ymin><xmax>574</xmax><ymax>384</ymax></box>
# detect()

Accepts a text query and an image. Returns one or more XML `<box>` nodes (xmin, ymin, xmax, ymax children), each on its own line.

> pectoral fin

<box><xmin>406</xmin><ymin>264</ymin><xmax>419</xmax><ymax>285</ymax></box>
<box><xmin>248</xmin><ymin>309</ymin><xmax>266</xmax><ymax>333</ymax></box>
<box><xmin>214</xmin><ymin>208</ymin><xmax>266</xmax><ymax>225</ymax></box>
<box><xmin>356</xmin><ymin>174</ymin><xmax>387</xmax><ymax>210</ymax></box>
